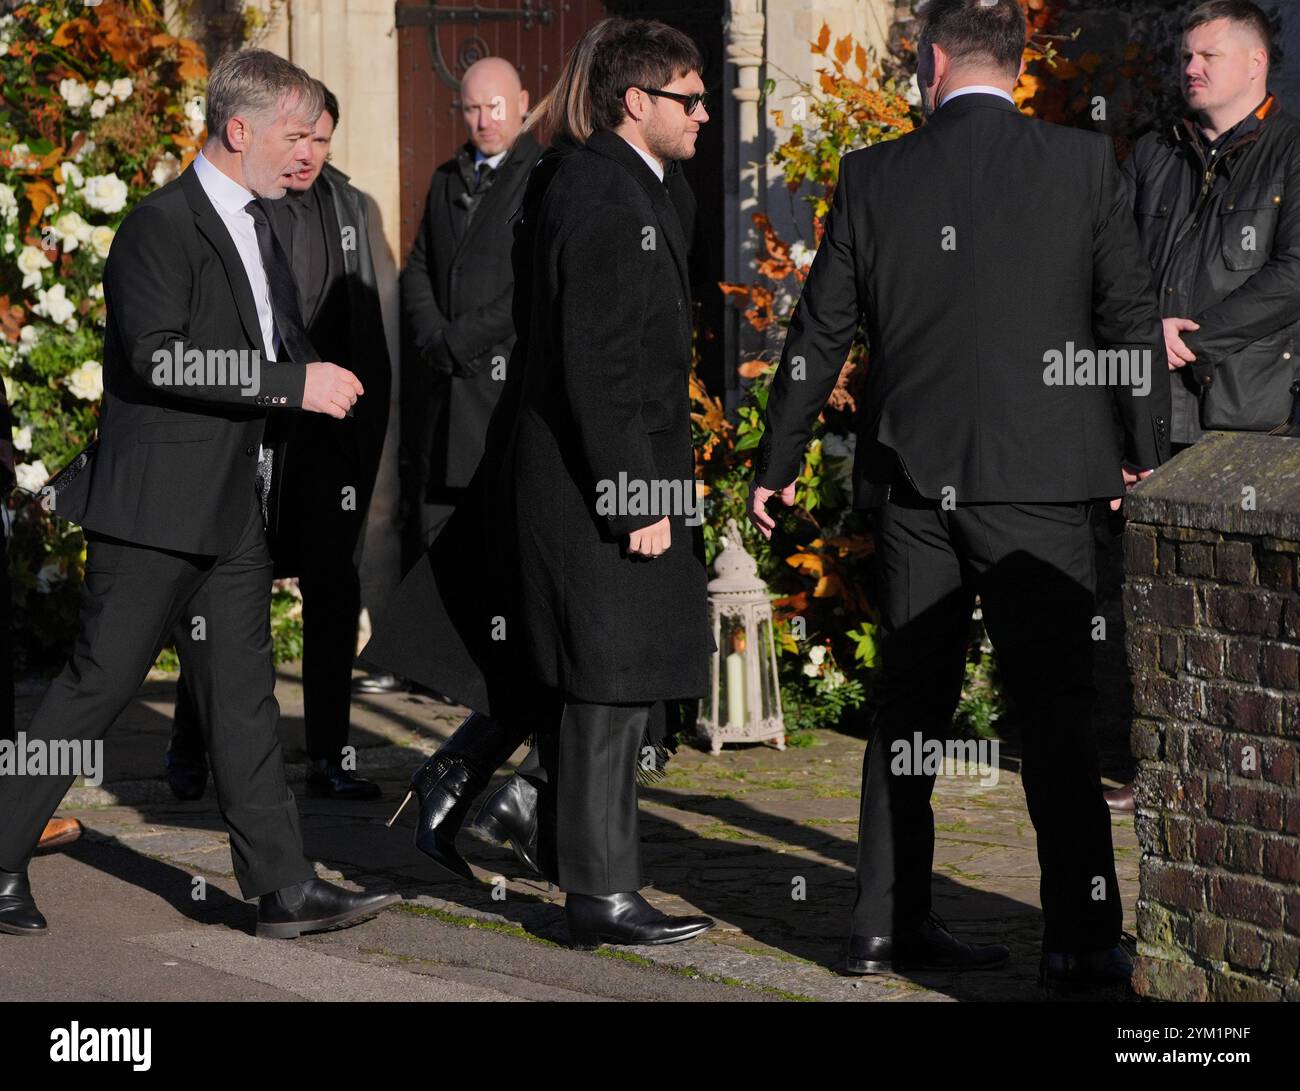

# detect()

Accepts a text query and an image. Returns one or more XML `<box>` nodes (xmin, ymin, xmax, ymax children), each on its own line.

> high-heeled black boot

<box><xmin>387</xmin><ymin>712</ymin><xmax>531</xmax><ymax>880</ymax></box>
<box><xmin>473</xmin><ymin>773</ymin><xmax>541</xmax><ymax>874</ymax></box>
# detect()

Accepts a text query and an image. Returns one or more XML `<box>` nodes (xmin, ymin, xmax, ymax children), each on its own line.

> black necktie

<box><xmin>244</xmin><ymin>198</ymin><xmax>317</xmax><ymax>365</ymax></box>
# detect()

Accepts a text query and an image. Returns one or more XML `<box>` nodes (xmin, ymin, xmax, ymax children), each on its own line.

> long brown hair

<box><xmin>522</xmin><ymin>17</ymin><xmax>628</xmax><ymax>145</ymax></box>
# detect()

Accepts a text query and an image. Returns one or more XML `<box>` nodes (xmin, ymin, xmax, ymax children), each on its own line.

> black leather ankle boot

<box><xmin>473</xmin><ymin>773</ymin><xmax>540</xmax><ymax>874</ymax></box>
<box><xmin>387</xmin><ymin>712</ymin><xmax>531</xmax><ymax>881</ymax></box>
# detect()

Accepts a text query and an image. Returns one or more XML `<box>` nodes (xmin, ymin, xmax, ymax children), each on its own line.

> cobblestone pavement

<box><xmin>7</xmin><ymin>666</ymin><xmax>1139</xmax><ymax>1002</ymax></box>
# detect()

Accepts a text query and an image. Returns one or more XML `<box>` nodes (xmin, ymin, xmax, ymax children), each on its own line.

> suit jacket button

<box><xmin>1201</xmin><ymin>374</ymin><xmax>1213</xmax><ymax>387</ymax></box>
<box><xmin>245</xmin><ymin>445</ymin><xmax>256</xmax><ymax>455</ymax></box>
<box><xmin>677</xmin><ymin>298</ymin><xmax>683</xmax><ymax>311</ymax></box>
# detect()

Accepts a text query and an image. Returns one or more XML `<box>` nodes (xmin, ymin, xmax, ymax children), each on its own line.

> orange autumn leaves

<box><xmin>50</xmin><ymin>3</ymin><xmax>204</xmax><ymax>80</ymax></box>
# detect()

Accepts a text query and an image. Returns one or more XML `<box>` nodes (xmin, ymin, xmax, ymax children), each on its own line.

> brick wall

<box><xmin>1124</xmin><ymin>432</ymin><xmax>1300</xmax><ymax>1002</ymax></box>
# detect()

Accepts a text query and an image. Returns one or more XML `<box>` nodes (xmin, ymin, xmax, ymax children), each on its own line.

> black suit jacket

<box><xmin>51</xmin><ymin>163</ymin><xmax>304</xmax><ymax>555</ymax></box>
<box><xmin>401</xmin><ymin>132</ymin><xmax>540</xmax><ymax>492</ymax></box>
<box><xmin>757</xmin><ymin>94</ymin><xmax>1171</xmax><ymax>506</ymax></box>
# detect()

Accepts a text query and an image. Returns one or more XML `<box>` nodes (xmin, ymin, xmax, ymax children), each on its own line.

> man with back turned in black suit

<box><xmin>165</xmin><ymin>81</ymin><xmax>393</xmax><ymax>803</ymax></box>
<box><xmin>0</xmin><ymin>50</ymin><xmax>397</xmax><ymax>939</ymax></box>
<box><xmin>750</xmin><ymin>0</ymin><xmax>1170</xmax><ymax>988</ymax></box>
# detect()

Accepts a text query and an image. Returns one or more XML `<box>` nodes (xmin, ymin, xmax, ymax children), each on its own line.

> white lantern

<box><xmin>698</xmin><ymin>520</ymin><xmax>785</xmax><ymax>754</ymax></box>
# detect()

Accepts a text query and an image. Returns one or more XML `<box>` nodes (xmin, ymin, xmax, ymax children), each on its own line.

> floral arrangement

<box><xmin>1</xmin><ymin>1</ymin><xmax>208</xmax><ymax>673</ymax></box>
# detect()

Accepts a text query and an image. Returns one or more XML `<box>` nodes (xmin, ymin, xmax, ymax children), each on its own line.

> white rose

<box><xmin>90</xmin><ymin>97</ymin><xmax>111</xmax><ymax>120</ymax></box>
<box><xmin>112</xmin><ymin>78</ymin><xmax>133</xmax><ymax>102</ymax></box>
<box><xmin>906</xmin><ymin>73</ymin><xmax>922</xmax><ymax>108</ymax></box>
<box><xmin>33</xmin><ymin>283</ymin><xmax>76</xmax><ymax>327</ymax></box>
<box><xmin>14</xmin><ymin>460</ymin><xmax>49</xmax><ymax>494</ymax></box>
<box><xmin>60</xmin><ymin>161</ymin><xmax>83</xmax><ymax>189</ymax></box>
<box><xmin>789</xmin><ymin>241</ymin><xmax>815</xmax><ymax>270</ymax></box>
<box><xmin>74</xmin><ymin>138</ymin><xmax>96</xmax><ymax>164</ymax></box>
<box><xmin>51</xmin><ymin>210</ymin><xmax>88</xmax><ymax>251</ymax></box>
<box><xmin>0</xmin><ymin>182</ymin><xmax>16</xmax><ymax>223</ymax></box>
<box><xmin>151</xmin><ymin>153</ymin><xmax>180</xmax><ymax>188</ymax></box>
<box><xmin>17</xmin><ymin>245</ymin><xmax>53</xmax><ymax>290</ymax></box>
<box><xmin>58</xmin><ymin>78</ymin><xmax>91</xmax><ymax>112</ymax></box>
<box><xmin>81</xmin><ymin>173</ymin><xmax>128</xmax><ymax>215</ymax></box>
<box><xmin>67</xmin><ymin>359</ymin><xmax>103</xmax><ymax>401</ymax></box>
<box><xmin>808</xmin><ymin>645</ymin><xmax>827</xmax><ymax>666</ymax></box>
<box><xmin>94</xmin><ymin>80</ymin><xmax>111</xmax><ymax>97</ymax></box>
<box><xmin>90</xmin><ymin>225</ymin><xmax>114</xmax><ymax>260</ymax></box>
<box><xmin>186</xmin><ymin>96</ymin><xmax>206</xmax><ymax>137</ymax></box>
<box><xmin>2</xmin><ymin>234</ymin><xmax>14</xmax><ymax>254</ymax></box>
<box><xmin>801</xmin><ymin>661</ymin><xmax>820</xmax><ymax>678</ymax></box>
<box><xmin>12</xmin><ymin>425</ymin><xmax>31</xmax><ymax>452</ymax></box>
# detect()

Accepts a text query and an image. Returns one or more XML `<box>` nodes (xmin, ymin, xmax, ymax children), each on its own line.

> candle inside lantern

<box><xmin>725</xmin><ymin>628</ymin><xmax>746</xmax><ymax>727</ymax></box>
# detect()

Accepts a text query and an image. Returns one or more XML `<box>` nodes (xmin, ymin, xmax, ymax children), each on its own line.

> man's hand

<box><xmin>628</xmin><ymin>516</ymin><xmax>671</xmax><ymax>558</ymax></box>
<box><xmin>749</xmin><ymin>478</ymin><xmax>797</xmax><ymax>539</ymax></box>
<box><xmin>302</xmin><ymin>362</ymin><xmax>364</xmax><ymax>419</ymax></box>
<box><xmin>1109</xmin><ymin>463</ymin><xmax>1154</xmax><ymax>512</ymax></box>
<box><xmin>1163</xmin><ymin>317</ymin><xmax>1200</xmax><ymax>370</ymax></box>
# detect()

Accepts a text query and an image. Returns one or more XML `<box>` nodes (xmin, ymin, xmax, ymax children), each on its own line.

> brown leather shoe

<box><xmin>1103</xmin><ymin>783</ymin><xmax>1135</xmax><ymax>814</ymax></box>
<box><xmin>35</xmin><ymin>818</ymin><xmax>83</xmax><ymax>853</ymax></box>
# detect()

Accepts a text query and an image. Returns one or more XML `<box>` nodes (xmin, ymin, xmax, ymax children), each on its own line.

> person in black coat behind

<box><xmin>164</xmin><ymin>82</ymin><xmax>394</xmax><ymax>803</ymax></box>
<box><xmin>398</xmin><ymin>58</ymin><xmax>540</xmax><ymax>566</ymax></box>
<box><xmin>751</xmin><ymin>0</ymin><xmax>1170</xmax><ymax>987</ymax></box>
<box><xmin>365</xmin><ymin>18</ymin><xmax>715</xmax><ymax>948</ymax></box>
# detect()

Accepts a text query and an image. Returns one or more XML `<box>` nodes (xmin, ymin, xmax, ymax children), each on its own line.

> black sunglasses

<box><xmin>630</xmin><ymin>86</ymin><xmax>708</xmax><ymax>116</ymax></box>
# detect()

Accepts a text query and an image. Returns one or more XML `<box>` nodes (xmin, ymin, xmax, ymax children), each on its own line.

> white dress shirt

<box><xmin>940</xmin><ymin>85</ymin><xmax>1016</xmax><ymax>108</ymax></box>
<box><xmin>620</xmin><ymin>135</ymin><xmax>665</xmax><ymax>182</ymax></box>
<box><xmin>473</xmin><ymin>147</ymin><xmax>508</xmax><ymax>174</ymax></box>
<box><xmin>191</xmin><ymin>150</ymin><xmax>279</xmax><ymax>362</ymax></box>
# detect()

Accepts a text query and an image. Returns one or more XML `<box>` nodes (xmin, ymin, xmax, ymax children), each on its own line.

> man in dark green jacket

<box><xmin>1123</xmin><ymin>0</ymin><xmax>1300</xmax><ymax>448</ymax></box>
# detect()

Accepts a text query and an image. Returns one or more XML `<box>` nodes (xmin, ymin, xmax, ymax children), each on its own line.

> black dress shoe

<box><xmin>0</xmin><ymin>870</ymin><xmax>48</xmax><ymax>936</ymax></box>
<box><xmin>473</xmin><ymin>774</ymin><xmax>540</xmax><ymax>874</ymax></box>
<box><xmin>846</xmin><ymin>913</ymin><xmax>1010</xmax><ymax>974</ymax></box>
<box><xmin>387</xmin><ymin>713</ymin><xmax>531</xmax><ymax>881</ymax></box>
<box><xmin>305</xmin><ymin>759</ymin><xmax>381</xmax><ymax>801</ymax></box>
<box><xmin>1039</xmin><ymin>944</ymin><xmax>1133</xmax><ymax>988</ymax></box>
<box><xmin>164</xmin><ymin>749</ymin><xmax>209</xmax><ymax>801</ymax></box>
<box><xmin>256</xmin><ymin>878</ymin><xmax>400</xmax><ymax>939</ymax></box>
<box><xmin>352</xmin><ymin>672</ymin><xmax>407</xmax><ymax>694</ymax></box>
<box><xmin>566</xmin><ymin>891</ymin><xmax>714</xmax><ymax>949</ymax></box>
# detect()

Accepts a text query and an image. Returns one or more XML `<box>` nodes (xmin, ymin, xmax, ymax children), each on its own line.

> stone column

<box><xmin>1124</xmin><ymin>431</ymin><xmax>1300</xmax><ymax>1002</ymax></box>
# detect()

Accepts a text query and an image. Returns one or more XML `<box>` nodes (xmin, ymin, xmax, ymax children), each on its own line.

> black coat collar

<box><xmin>929</xmin><ymin>91</ymin><xmax>1021</xmax><ymax>122</ymax></box>
<box><xmin>584</xmin><ymin>129</ymin><xmax>690</xmax><ymax>300</ymax></box>
<box><xmin>451</xmin><ymin>129</ymin><xmax>540</xmax><ymax>250</ymax></box>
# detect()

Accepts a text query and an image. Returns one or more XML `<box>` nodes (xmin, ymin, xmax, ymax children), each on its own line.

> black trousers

<box><xmin>534</xmin><ymin>698</ymin><xmax>649</xmax><ymax>896</ymax></box>
<box><xmin>0</xmin><ymin>495</ymin><xmax>315</xmax><ymax>898</ymax></box>
<box><xmin>172</xmin><ymin>535</ymin><xmax>361</xmax><ymax>765</ymax></box>
<box><xmin>853</xmin><ymin>483</ymin><xmax>1121</xmax><ymax>953</ymax></box>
